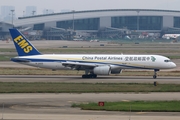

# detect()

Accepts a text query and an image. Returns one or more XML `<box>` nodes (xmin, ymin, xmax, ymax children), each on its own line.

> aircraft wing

<box><xmin>61</xmin><ymin>62</ymin><xmax>97</xmax><ymax>70</ymax></box>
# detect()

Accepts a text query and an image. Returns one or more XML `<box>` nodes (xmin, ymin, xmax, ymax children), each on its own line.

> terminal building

<box><xmin>1</xmin><ymin>9</ymin><xmax>180</xmax><ymax>40</ymax></box>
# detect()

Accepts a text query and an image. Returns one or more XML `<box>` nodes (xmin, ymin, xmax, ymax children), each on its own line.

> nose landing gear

<box><xmin>153</xmin><ymin>69</ymin><xmax>159</xmax><ymax>79</ymax></box>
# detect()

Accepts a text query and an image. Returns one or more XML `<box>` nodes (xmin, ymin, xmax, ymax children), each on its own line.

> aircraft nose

<box><xmin>171</xmin><ymin>62</ymin><xmax>176</xmax><ymax>68</ymax></box>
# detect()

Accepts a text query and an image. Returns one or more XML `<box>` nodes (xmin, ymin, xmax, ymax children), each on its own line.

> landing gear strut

<box><xmin>82</xmin><ymin>70</ymin><xmax>97</xmax><ymax>78</ymax></box>
<box><xmin>153</xmin><ymin>69</ymin><xmax>159</xmax><ymax>79</ymax></box>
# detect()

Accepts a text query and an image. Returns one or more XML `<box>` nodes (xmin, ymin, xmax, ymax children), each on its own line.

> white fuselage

<box><xmin>12</xmin><ymin>54</ymin><xmax>176</xmax><ymax>70</ymax></box>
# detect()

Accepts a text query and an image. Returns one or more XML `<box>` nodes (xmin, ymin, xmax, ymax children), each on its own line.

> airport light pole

<box><xmin>11</xmin><ymin>10</ymin><xmax>15</xmax><ymax>28</ymax></box>
<box><xmin>72</xmin><ymin>10</ymin><xmax>75</xmax><ymax>31</ymax></box>
<box><xmin>137</xmin><ymin>10</ymin><xmax>140</xmax><ymax>31</ymax></box>
<box><xmin>9</xmin><ymin>13</ymin><xmax>11</xmax><ymax>21</ymax></box>
<box><xmin>32</xmin><ymin>10</ymin><xmax>36</xmax><ymax>16</ymax></box>
<box><xmin>23</xmin><ymin>11</ymin><xmax>25</xmax><ymax>17</ymax></box>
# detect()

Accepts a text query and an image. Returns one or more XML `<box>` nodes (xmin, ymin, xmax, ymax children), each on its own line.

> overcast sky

<box><xmin>1</xmin><ymin>0</ymin><xmax>180</xmax><ymax>17</ymax></box>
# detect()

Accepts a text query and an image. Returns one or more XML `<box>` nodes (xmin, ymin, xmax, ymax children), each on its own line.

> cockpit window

<box><xmin>164</xmin><ymin>60</ymin><xmax>172</xmax><ymax>62</ymax></box>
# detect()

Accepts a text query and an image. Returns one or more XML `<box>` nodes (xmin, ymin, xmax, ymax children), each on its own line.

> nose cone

<box><xmin>171</xmin><ymin>62</ymin><xmax>177</xmax><ymax>68</ymax></box>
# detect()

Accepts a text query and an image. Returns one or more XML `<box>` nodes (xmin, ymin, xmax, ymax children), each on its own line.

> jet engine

<box><xmin>93</xmin><ymin>66</ymin><xmax>111</xmax><ymax>75</ymax></box>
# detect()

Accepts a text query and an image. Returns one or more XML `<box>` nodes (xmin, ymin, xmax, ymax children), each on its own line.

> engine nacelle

<box><xmin>111</xmin><ymin>69</ymin><xmax>122</xmax><ymax>74</ymax></box>
<box><xmin>93</xmin><ymin>66</ymin><xmax>111</xmax><ymax>75</ymax></box>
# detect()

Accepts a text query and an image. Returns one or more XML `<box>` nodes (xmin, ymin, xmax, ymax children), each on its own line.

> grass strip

<box><xmin>0</xmin><ymin>55</ymin><xmax>15</xmax><ymax>61</ymax></box>
<box><xmin>72</xmin><ymin>101</ymin><xmax>180</xmax><ymax>112</ymax></box>
<box><xmin>0</xmin><ymin>83</ymin><xmax>180</xmax><ymax>93</ymax></box>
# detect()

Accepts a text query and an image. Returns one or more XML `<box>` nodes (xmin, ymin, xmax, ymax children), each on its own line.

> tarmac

<box><xmin>0</xmin><ymin>40</ymin><xmax>180</xmax><ymax>120</ymax></box>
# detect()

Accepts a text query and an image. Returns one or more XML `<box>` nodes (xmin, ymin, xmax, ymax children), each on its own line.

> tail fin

<box><xmin>9</xmin><ymin>29</ymin><xmax>41</xmax><ymax>56</ymax></box>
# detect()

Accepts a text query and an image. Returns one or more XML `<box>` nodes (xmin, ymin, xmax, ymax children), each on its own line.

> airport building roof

<box><xmin>18</xmin><ymin>9</ymin><xmax>180</xmax><ymax>19</ymax></box>
<box><xmin>14</xmin><ymin>9</ymin><xmax>180</xmax><ymax>28</ymax></box>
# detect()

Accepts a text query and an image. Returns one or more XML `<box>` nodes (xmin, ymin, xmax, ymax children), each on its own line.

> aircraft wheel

<box><xmin>153</xmin><ymin>75</ymin><xmax>157</xmax><ymax>79</ymax></box>
<box><xmin>82</xmin><ymin>74</ymin><xmax>97</xmax><ymax>78</ymax></box>
<box><xmin>91</xmin><ymin>74</ymin><xmax>97</xmax><ymax>78</ymax></box>
<box><xmin>82</xmin><ymin>75</ymin><xmax>88</xmax><ymax>78</ymax></box>
<box><xmin>94</xmin><ymin>74</ymin><xmax>97</xmax><ymax>78</ymax></box>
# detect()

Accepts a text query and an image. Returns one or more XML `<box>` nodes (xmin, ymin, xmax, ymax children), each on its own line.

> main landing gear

<box><xmin>82</xmin><ymin>70</ymin><xmax>97</xmax><ymax>78</ymax></box>
<box><xmin>153</xmin><ymin>69</ymin><xmax>159</xmax><ymax>79</ymax></box>
<box><xmin>82</xmin><ymin>74</ymin><xmax>97</xmax><ymax>78</ymax></box>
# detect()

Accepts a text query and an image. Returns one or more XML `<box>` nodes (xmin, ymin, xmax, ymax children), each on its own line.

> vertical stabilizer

<box><xmin>9</xmin><ymin>29</ymin><xmax>41</xmax><ymax>56</ymax></box>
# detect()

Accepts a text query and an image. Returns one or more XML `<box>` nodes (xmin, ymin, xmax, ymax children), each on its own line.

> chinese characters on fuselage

<box><xmin>82</xmin><ymin>56</ymin><xmax>151</xmax><ymax>61</ymax></box>
<box><xmin>125</xmin><ymin>57</ymin><xmax>150</xmax><ymax>61</ymax></box>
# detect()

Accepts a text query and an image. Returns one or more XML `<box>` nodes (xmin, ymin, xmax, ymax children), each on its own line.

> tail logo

<box><xmin>14</xmin><ymin>35</ymin><xmax>33</xmax><ymax>53</ymax></box>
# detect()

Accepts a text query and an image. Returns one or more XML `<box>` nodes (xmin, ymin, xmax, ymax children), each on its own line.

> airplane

<box><xmin>9</xmin><ymin>28</ymin><xmax>176</xmax><ymax>79</ymax></box>
<box><xmin>162</xmin><ymin>34</ymin><xmax>180</xmax><ymax>39</ymax></box>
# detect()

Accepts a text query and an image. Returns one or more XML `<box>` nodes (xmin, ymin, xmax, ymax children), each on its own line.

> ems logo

<box><xmin>151</xmin><ymin>56</ymin><xmax>156</xmax><ymax>62</ymax></box>
<box><xmin>14</xmin><ymin>35</ymin><xmax>33</xmax><ymax>53</ymax></box>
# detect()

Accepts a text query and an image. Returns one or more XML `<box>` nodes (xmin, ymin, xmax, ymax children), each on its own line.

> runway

<box><xmin>0</xmin><ymin>75</ymin><xmax>180</xmax><ymax>84</ymax></box>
